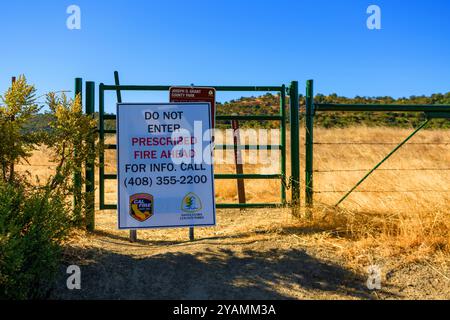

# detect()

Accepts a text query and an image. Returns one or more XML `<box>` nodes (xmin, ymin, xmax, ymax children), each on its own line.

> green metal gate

<box><xmin>304</xmin><ymin>79</ymin><xmax>450</xmax><ymax>208</ymax></box>
<box><xmin>95</xmin><ymin>73</ymin><xmax>301</xmax><ymax>212</ymax></box>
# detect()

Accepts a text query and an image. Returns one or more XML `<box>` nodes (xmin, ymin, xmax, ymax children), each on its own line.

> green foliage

<box><xmin>44</xmin><ymin>93</ymin><xmax>97</xmax><ymax>199</ymax></box>
<box><xmin>0</xmin><ymin>76</ymin><xmax>97</xmax><ymax>299</ymax></box>
<box><xmin>0</xmin><ymin>76</ymin><xmax>40</xmax><ymax>182</ymax></box>
<box><xmin>22</xmin><ymin>112</ymin><xmax>55</xmax><ymax>134</ymax></box>
<box><xmin>306</xmin><ymin>93</ymin><xmax>450</xmax><ymax>129</ymax></box>
<box><xmin>213</xmin><ymin>91</ymin><xmax>450</xmax><ymax>129</ymax></box>
<box><xmin>216</xmin><ymin>93</ymin><xmax>281</xmax><ymax>129</ymax></box>
<box><xmin>0</xmin><ymin>181</ymin><xmax>69</xmax><ymax>299</ymax></box>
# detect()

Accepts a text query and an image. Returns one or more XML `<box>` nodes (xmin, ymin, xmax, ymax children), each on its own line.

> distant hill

<box><xmin>24</xmin><ymin>112</ymin><xmax>55</xmax><ymax>133</ymax></box>
<box><xmin>309</xmin><ymin>92</ymin><xmax>450</xmax><ymax>129</ymax></box>
<box><xmin>26</xmin><ymin>92</ymin><xmax>450</xmax><ymax>132</ymax></box>
<box><xmin>215</xmin><ymin>92</ymin><xmax>450</xmax><ymax>129</ymax></box>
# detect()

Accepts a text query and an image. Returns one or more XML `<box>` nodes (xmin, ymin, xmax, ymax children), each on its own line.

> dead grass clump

<box><xmin>293</xmin><ymin>203</ymin><xmax>449</xmax><ymax>266</ymax></box>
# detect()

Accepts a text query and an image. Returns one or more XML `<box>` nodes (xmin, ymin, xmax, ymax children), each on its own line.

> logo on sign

<box><xmin>129</xmin><ymin>193</ymin><xmax>154</xmax><ymax>222</ymax></box>
<box><xmin>181</xmin><ymin>193</ymin><xmax>202</xmax><ymax>213</ymax></box>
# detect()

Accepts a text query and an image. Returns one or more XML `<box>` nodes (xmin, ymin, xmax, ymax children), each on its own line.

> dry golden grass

<box><xmin>309</xmin><ymin>127</ymin><xmax>450</xmax><ymax>214</ymax></box>
<box><xmin>301</xmin><ymin>127</ymin><xmax>449</xmax><ymax>265</ymax></box>
<box><xmin>19</xmin><ymin>126</ymin><xmax>450</xmax><ymax>265</ymax></box>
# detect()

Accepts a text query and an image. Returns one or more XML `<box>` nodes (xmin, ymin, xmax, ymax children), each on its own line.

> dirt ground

<box><xmin>51</xmin><ymin>208</ymin><xmax>450</xmax><ymax>300</ymax></box>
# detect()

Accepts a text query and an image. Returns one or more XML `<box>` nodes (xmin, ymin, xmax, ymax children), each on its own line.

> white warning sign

<box><xmin>117</xmin><ymin>103</ymin><xmax>216</xmax><ymax>229</ymax></box>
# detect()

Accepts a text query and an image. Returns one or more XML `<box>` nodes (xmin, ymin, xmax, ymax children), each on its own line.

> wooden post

<box><xmin>232</xmin><ymin>119</ymin><xmax>246</xmax><ymax>206</ymax></box>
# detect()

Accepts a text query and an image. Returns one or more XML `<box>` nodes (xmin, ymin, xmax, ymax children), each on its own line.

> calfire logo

<box><xmin>129</xmin><ymin>193</ymin><xmax>154</xmax><ymax>222</ymax></box>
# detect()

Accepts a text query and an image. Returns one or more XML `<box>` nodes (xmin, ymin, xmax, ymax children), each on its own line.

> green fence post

<box><xmin>305</xmin><ymin>80</ymin><xmax>314</xmax><ymax>212</ymax></box>
<box><xmin>99</xmin><ymin>83</ymin><xmax>105</xmax><ymax>210</ymax></box>
<box><xmin>74</xmin><ymin>78</ymin><xmax>83</xmax><ymax>222</ymax></box>
<box><xmin>289</xmin><ymin>81</ymin><xmax>300</xmax><ymax>216</ymax></box>
<box><xmin>85</xmin><ymin>81</ymin><xmax>95</xmax><ymax>231</ymax></box>
<box><xmin>280</xmin><ymin>85</ymin><xmax>287</xmax><ymax>205</ymax></box>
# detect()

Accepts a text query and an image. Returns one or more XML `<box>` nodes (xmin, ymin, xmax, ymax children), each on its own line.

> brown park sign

<box><xmin>169</xmin><ymin>87</ymin><xmax>216</xmax><ymax>127</ymax></box>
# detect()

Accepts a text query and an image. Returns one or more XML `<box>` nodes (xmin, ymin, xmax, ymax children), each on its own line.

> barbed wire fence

<box><xmin>300</xmin><ymin>111</ymin><xmax>450</xmax><ymax>204</ymax></box>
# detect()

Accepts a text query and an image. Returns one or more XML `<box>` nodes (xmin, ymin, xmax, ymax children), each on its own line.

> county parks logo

<box><xmin>181</xmin><ymin>193</ymin><xmax>202</xmax><ymax>213</ymax></box>
<box><xmin>129</xmin><ymin>193</ymin><xmax>154</xmax><ymax>222</ymax></box>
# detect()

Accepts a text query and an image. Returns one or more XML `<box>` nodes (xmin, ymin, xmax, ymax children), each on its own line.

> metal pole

<box><xmin>280</xmin><ymin>85</ymin><xmax>287</xmax><ymax>205</ymax></box>
<box><xmin>74</xmin><ymin>78</ymin><xmax>83</xmax><ymax>221</ymax></box>
<box><xmin>189</xmin><ymin>227</ymin><xmax>194</xmax><ymax>241</ymax></box>
<box><xmin>113</xmin><ymin>71</ymin><xmax>137</xmax><ymax>243</ymax></box>
<box><xmin>335</xmin><ymin>119</ymin><xmax>430</xmax><ymax>207</ymax></box>
<box><xmin>305</xmin><ymin>80</ymin><xmax>314</xmax><ymax>212</ymax></box>
<box><xmin>114</xmin><ymin>71</ymin><xmax>122</xmax><ymax>102</ymax></box>
<box><xmin>85</xmin><ymin>81</ymin><xmax>95</xmax><ymax>231</ymax></box>
<box><xmin>99</xmin><ymin>83</ymin><xmax>105</xmax><ymax>210</ymax></box>
<box><xmin>289</xmin><ymin>81</ymin><xmax>300</xmax><ymax>216</ymax></box>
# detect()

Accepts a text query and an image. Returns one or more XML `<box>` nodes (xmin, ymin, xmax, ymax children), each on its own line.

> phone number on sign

<box><xmin>123</xmin><ymin>175</ymin><xmax>209</xmax><ymax>188</ymax></box>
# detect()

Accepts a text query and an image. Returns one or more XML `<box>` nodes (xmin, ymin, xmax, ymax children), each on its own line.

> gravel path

<box><xmin>51</xmin><ymin>209</ymin><xmax>449</xmax><ymax>300</ymax></box>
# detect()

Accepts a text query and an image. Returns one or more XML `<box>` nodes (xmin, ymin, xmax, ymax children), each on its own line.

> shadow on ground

<box><xmin>52</xmin><ymin>245</ymin><xmax>376</xmax><ymax>300</ymax></box>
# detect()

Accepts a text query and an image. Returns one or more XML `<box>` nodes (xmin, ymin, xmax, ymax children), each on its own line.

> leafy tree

<box><xmin>0</xmin><ymin>76</ymin><xmax>40</xmax><ymax>183</ymax></box>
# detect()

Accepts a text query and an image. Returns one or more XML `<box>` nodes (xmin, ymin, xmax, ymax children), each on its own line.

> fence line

<box><xmin>314</xmin><ymin>190</ymin><xmax>450</xmax><ymax>194</ymax></box>
<box><xmin>314</xmin><ymin>168</ymin><xmax>450</xmax><ymax>172</ymax></box>
<box><xmin>304</xmin><ymin>79</ymin><xmax>450</xmax><ymax>208</ymax></box>
<box><xmin>314</xmin><ymin>142</ymin><xmax>450</xmax><ymax>145</ymax></box>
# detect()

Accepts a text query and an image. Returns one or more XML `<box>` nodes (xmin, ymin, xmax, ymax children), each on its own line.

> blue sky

<box><xmin>1</xmin><ymin>0</ymin><xmax>449</xmax><ymax>112</ymax></box>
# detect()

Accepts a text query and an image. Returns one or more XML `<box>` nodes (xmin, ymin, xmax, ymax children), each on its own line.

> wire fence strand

<box><xmin>314</xmin><ymin>168</ymin><xmax>450</xmax><ymax>173</ymax></box>
<box><xmin>314</xmin><ymin>142</ymin><xmax>450</xmax><ymax>145</ymax></box>
<box><xmin>314</xmin><ymin>190</ymin><xmax>450</xmax><ymax>194</ymax></box>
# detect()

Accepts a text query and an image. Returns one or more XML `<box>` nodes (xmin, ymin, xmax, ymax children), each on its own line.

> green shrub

<box><xmin>0</xmin><ymin>182</ymin><xmax>70</xmax><ymax>299</ymax></box>
<box><xmin>0</xmin><ymin>75</ymin><xmax>94</xmax><ymax>299</ymax></box>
